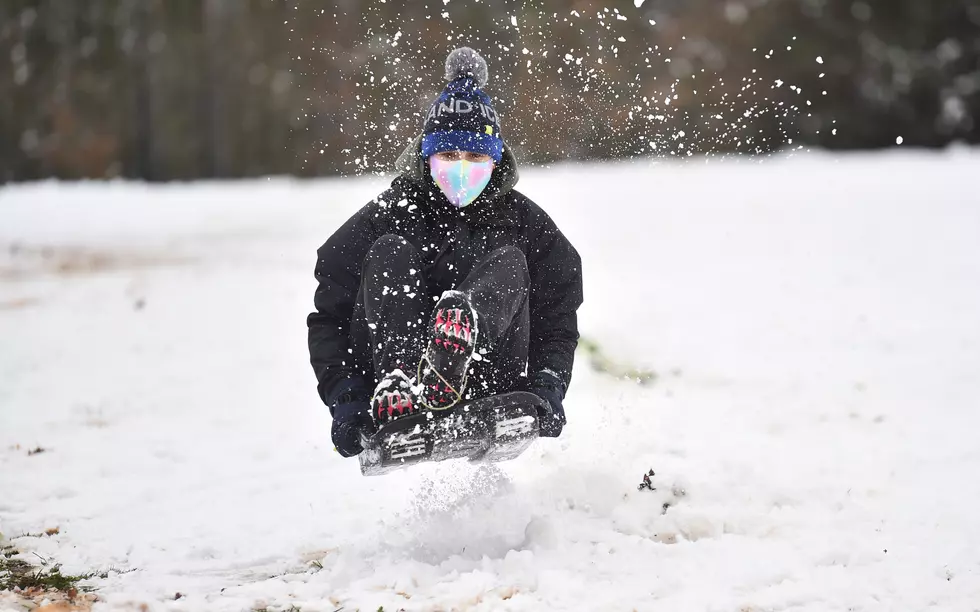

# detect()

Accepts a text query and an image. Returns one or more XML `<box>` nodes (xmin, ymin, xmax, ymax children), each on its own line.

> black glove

<box><xmin>532</xmin><ymin>384</ymin><xmax>567</xmax><ymax>438</ymax></box>
<box><xmin>328</xmin><ymin>377</ymin><xmax>374</xmax><ymax>457</ymax></box>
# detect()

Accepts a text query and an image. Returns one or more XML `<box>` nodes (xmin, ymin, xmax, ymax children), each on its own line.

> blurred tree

<box><xmin>0</xmin><ymin>0</ymin><xmax>976</xmax><ymax>182</ymax></box>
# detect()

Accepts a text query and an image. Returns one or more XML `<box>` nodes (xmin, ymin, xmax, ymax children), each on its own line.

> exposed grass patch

<box><xmin>578</xmin><ymin>336</ymin><xmax>658</xmax><ymax>385</ymax></box>
<box><xmin>1</xmin><ymin>542</ymin><xmax>97</xmax><ymax>593</ymax></box>
<box><xmin>0</xmin><ymin>536</ymin><xmax>132</xmax><ymax>610</ymax></box>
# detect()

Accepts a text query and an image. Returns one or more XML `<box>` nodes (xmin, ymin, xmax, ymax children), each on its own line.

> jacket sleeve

<box><xmin>307</xmin><ymin>199</ymin><xmax>386</xmax><ymax>406</ymax></box>
<box><xmin>526</xmin><ymin>207</ymin><xmax>583</xmax><ymax>396</ymax></box>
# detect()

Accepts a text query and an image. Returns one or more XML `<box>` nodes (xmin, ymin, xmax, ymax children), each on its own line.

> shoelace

<box><xmin>417</xmin><ymin>353</ymin><xmax>467</xmax><ymax>410</ymax></box>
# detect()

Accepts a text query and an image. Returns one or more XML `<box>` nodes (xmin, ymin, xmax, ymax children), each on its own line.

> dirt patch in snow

<box><xmin>0</xmin><ymin>297</ymin><xmax>41</xmax><ymax>310</ymax></box>
<box><xmin>0</xmin><ymin>243</ymin><xmax>191</xmax><ymax>280</ymax></box>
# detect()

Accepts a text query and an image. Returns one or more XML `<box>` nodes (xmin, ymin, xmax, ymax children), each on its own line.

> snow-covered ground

<box><xmin>2</xmin><ymin>151</ymin><xmax>979</xmax><ymax>611</ymax></box>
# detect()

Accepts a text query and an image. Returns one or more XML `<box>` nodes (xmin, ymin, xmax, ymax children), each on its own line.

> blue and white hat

<box><xmin>420</xmin><ymin>47</ymin><xmax>503</xmax><ymax>163</ymax></box>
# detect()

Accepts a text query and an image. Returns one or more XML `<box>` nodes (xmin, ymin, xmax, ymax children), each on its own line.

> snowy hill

<box><xmin>2</xmin><ymin>152</ymin><xmax>979</xmax><ymax>611</ymax></box>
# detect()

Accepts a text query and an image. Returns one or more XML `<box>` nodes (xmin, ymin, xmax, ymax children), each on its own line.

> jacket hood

<box><xmin>394</xmin><ymin>133</ymin><xmax>521</xmax><ymax>198</ymax></box>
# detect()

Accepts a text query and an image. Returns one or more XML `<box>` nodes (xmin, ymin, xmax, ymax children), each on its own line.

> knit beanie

<box><xmin>420</xmin><ymin>47</ymin><xmax>503</xmax><ymax>163</ymax></box>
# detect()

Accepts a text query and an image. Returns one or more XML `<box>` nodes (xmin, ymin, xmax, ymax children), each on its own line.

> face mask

<box><xmin>430</xmin><ymin>157</ymin><xmax>494</xmax><ymax>208</ymax></box>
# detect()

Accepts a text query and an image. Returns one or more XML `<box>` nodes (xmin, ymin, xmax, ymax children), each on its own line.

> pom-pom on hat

<box><xmin>420</xmin><ymin>47</ymin><xmax>503</xmax><ymax>163</ymax></box>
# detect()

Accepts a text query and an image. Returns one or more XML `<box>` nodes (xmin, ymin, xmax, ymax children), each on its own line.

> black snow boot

<box><xmin>372</xmin><ymin>369</ymin><xmax>420</xmax><ymax>426</ymax></box>
<box><xmin>418</xmin><ymin>291</ymin><xmax>479</xmax><ymax>410</ymax></box>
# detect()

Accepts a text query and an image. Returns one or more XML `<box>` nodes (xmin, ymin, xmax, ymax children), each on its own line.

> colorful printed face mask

<box><xmin>430</xmin><ymin>157</ymin><xmax>494</xmax><ymax>208</ymax></box>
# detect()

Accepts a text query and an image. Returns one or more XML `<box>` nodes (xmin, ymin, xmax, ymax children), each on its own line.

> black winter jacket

<box><xmin>308</xmin><ymin>136</ymin><xmax>583</xmax><ymax>405</ymax></box>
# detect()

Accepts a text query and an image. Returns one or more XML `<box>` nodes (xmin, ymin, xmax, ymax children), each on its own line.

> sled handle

<box><xmin>527</xmin><ymin>391</ymin><xmax>553</xmax><ymax>417</ymax></box>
